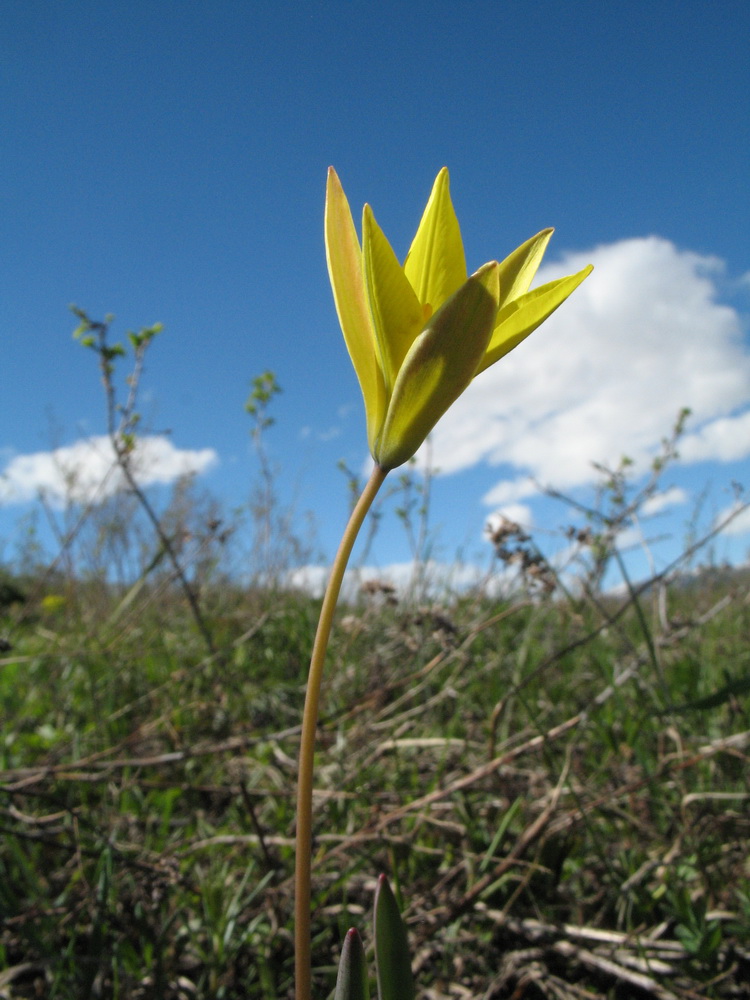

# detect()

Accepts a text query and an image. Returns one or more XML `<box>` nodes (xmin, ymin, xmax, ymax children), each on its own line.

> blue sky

<box><xmin>2</xmin><ymin>1</ymin><xmax>749</xmax><ymax>589</ymax></box>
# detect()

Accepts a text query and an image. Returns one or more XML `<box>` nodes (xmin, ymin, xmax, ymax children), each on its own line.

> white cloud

<box><xmin>422</xmin><ymin>237</ymin><xmax>749</xmax><ymax>504</ymax></box>
<box><xmin>317</xmin><ymin>426</ymin><xmax>342</xmax><ymax>442</ymax></box>
<box><xmin>290</xmin><ymin>560</ymin><xmax>421</xmax><ymax>599</ymax></box>
<box><xmin>714</xmin><ymin>500</ymin><xmax>750</xmax><ymax>538</ymax></box>
<box><xmin>486</xmin><ymin>503</ymin><xmax>534</xmax><ymax>531</ymax></box>
<box><xmin>0</xmin><ymin>435</ymin><xmax>218</xmax><ymax>507</ymax></box>
<box><xmin>299</xmin><ymin>424</ymin><xmax>343</xmax><ymax>443</ymax></box>
<box><xmin>641</xmin><ymin>487</ymin><xmax>689</xmax><ymax>516</ymax></box>
<box><xmin>679</xmin><ymin>412</ymin><xmax>750</xmax><ymax>463</ymax></box>
<box><xmin>286</xmin><ymin>558</ymin><xmax>492</xmax><ymax>598</ymax></box>
<box><xmin>286</xmin><ymin>564</ymin><xmax>329</xmax><ymax>596</ymax></box>
<box><xmin>483</xmin><ymin>477</ymin><xmax>537</xmax><ymax>505</ymax></box>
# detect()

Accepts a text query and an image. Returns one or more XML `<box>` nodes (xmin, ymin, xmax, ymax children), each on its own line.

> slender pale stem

<box><xmin>295</xmin><ymin>463</ymin><xmax>388</xmax><ymax>1000</ymax></box>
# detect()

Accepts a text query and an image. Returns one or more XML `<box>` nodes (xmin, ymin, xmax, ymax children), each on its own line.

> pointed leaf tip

<box><xmin>374</xmin><ymin>875</ymin><xmax>415</xmax><ymax>1000</ymax></box>
<box><xmin>334</xmin><ymin>927</ymin><xmax>369</xmax><ymax>1000</ymax></box>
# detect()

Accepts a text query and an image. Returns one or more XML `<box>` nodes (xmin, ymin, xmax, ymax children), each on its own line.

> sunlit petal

<box><xmin>363</xmin><ymin>205</ymin><xmax>424</xmax><ymax>394</ymax></box>
<box><xmin>403</xmin><ymin>168</ymin><xmax>467</xmax><ymax>312</ymax></box>
<box><xmin>496</xmin><ymin>229</ymin><xmax>554</xmax><ymax>309</ymax></box>
<box><xmin>476</xmin><ymin>265</ymin><xmax>594</xmax><ymax>375</ymax></box>
<box><xmin>376</xmin><ymin>263</ymin><xmax>500</xmax><ymax>470</ymax></box>
<box><xmin>325</xmin><ymin>167</ymin><xmax>593</xmax><ymax>471</ymax></box>
<box><xmin>325</xmin><ymin>168</ymin><xmax>386</xmax><ymax>452</ymax></box>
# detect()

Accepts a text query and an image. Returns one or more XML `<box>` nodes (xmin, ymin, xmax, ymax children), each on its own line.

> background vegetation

<box><xmin>1</xmin><ymin>318</ymin><xmax>748</xmax><ymax>999</ymax></box>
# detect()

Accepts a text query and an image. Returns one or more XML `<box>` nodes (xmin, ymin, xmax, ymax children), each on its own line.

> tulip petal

<box><xmin>325</xmin><ymin>168</ymin><xmax>386</xmax><ymax>453</ymax></box>
<box><xmin>363</xmin><ymin>205</ymin><xmax>424</xmax><ymax>394</ymax></box>
<box><xmin>476</xmin><ymin>264</ymin><xmax>593</xmax><ymax>375</ymax></box>
<box><xmin>496</xmin><ymin>229</ymin><xmax>554</xmax><ymax>310</ymax></box>
<box><xmin>403</xmin><ymin>168</ymin><xmax>467</xmax><ymax>313</ymax></box>
<box><xmin>376</xmin><ymin>262</ymin><xmax>500</xmax><ymax>470</ymax></box>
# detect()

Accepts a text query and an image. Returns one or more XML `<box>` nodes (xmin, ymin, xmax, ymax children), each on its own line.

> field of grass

<box><xmin>1</xmin><ymin>548</ymin><xmax>749</xmax><ymax>999</ymax></box>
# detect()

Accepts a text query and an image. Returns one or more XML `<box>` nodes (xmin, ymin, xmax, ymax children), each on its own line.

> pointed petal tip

<box><xmin>326</xmin><ymin>167</ymin><xmax>344</xmax><ymax>201</ymax></box>
<box><xmin>435</xmin><ymin>166</ymin><xmax>450</xmax><ymax>188</ymax></box>
<box><xmin>471</xmin><ymin>260</ymin><xmax>501</xmax><ymax>301</ymax></box>
<box><xmin>472</xmin><ymin>259</ymin><xmax>500</xmax><ymax>277</ymax></box>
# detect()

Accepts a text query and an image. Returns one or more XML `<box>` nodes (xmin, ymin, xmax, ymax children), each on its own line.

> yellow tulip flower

<box><xmin>297</xmin><ymin>171</ymin><xmax>594</xmax><ymax>1000</ymax></box>
<box><xmin>325</xmin><ymin>166</ymin><xmax>593</xmax><ymax>471</ymax></box>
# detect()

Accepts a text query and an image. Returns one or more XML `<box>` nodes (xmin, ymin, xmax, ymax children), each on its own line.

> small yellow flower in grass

<box><xmin>325</xmin><ymin>166</ymin><xmax>593</xmax><ymax>471</ymax></box>
<box><xmin>41</xmin><ymin>594</ymin><xmax>66</xmax><ymax>614</ymax></box>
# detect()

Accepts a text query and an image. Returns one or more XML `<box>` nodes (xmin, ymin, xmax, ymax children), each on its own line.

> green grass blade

<box><xmin>661</xmin><ymin>669</ymin><xmax>750</xmax><ymax>713</ymax></box>
<box><xmin>479</xmin><ymin>796</ymin><xmax>522</xmax><ymax>872</ymax></box>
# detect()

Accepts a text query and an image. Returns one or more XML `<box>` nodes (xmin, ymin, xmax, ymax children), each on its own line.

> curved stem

<box><xmin>295</xmin><ymin>463</ymin><xmax>388</xmax><ymax>1000</ymax></box>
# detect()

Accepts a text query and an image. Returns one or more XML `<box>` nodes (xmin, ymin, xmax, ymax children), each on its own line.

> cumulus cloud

<box><xmin>286</xmin><ymin>558</ymin><xmax>492</xmax><ymax>599</ymax></box>
<box><xmin>679</xmin><ymin>412</ymin><xmax>750</xmax><ymax>464</ymax></box>
<box><xmin>285</xmin><ymin>564</ymin><xmax>330</xmax><ymax>597</ymax></box>
<box><xmin>422</xmin><ymin>237</ymin><xmax>749</xmax><ymax>505</ymax></box>
<box><xmin>641</xmin><ymin>487</ymin><xmax>689</xmax><ymax>516</ymax></box>
<box><xmin>485</xmin><ymin>503</ymin><xmax>534</xmax><ymax>531</ymax></box>
<box><xmin>288</xmin><ymin>561</ymin><xmax>424</xmax><ymax>599</ymax></box>
<box><xmin>714</xmin><ymin>500</ymin><xmax>750</xmax><ymax>538</ymax></box>
<box><xmin>0</xmin><ymin>435</ymin><xmax>218</xmax><ymax>507</ymax></box>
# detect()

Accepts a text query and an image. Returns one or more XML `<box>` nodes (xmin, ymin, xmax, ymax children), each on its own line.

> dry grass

<box><xmin>1</xmin><ymin>561</ymin><xmax>749</xmax><ymax>999</ymax></box>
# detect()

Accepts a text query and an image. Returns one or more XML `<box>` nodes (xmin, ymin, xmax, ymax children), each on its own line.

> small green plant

<box><xmin>244</xmin><ymin>371</ymin><xmax>314</xmax><ymax>585</ymax></box>
<box><xmin>669</xmin><ymin>885</ymin><xmax>723</xmax><ymax>967</ymax></box>
<box><xmin>334</xmin><ymin>876</ymin><xmax>414</xmax><ymax>1000</ymax></box>
<box><xmin>70</xmin><ymin>307</ymin><xmax>219</xmax><ymax>655</ymax></box>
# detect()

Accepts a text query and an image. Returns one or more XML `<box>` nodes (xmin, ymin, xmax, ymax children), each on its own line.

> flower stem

<box><xmin>295</xmin><ymin>463</ymin><xmax>388</xmax><ymax>1000</ymax></box>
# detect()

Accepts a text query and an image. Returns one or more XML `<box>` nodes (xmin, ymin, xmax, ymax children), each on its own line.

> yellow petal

<box><xmin>496</xmin><ymin>229</ymin><xmax>554</xmax><ymax>309</ymax></box>
<box><xmin>325</xmin><ymin>168</ymin><xmax>386</xmax><ymax>453</ymax></box>
<box><xmin>375</xmin><ymin>262</ymin><xmax>500</xmax><ymax>471</ymax></box>
<box><xmin>476</xmin><ymin>264</ymin><xmax>593</xmax><ymax>375</ymax></box>
<box><xmin>403</xmin><ymin>168</ymin><xmax>467</xmax><ymax>313</ymax></box>
<box><xmin>363</xmin><ymin>205</ymin><xmax>424</xmax><ymax>395</ymax></box>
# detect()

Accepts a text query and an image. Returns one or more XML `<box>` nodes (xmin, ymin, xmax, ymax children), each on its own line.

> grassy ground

<box><xmin>1</xmin><ymin>558</ymin><xmax>749</xmax><ymax>1000</ymax></box>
